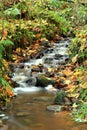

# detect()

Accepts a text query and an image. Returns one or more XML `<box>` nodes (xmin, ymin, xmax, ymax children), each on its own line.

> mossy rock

<box><xmin>40</xmin><ymin>40</ymin><xmax>50</xmax><ymax>47</ymax></box>
<box><xmin>36</xmin><ymin>76</ymin><xmax>55</xmax><ymax>87</ymax></box>
<box><xmin>53</xmin><ymin>90</ymin><xmax>66</xmax><ymax>105</ymax></box>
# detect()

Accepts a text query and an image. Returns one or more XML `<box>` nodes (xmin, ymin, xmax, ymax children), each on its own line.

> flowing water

<box><xmin>1</xmin><ymin>39</ymin><xmax>87</xmax><ymax>130</ymax></box>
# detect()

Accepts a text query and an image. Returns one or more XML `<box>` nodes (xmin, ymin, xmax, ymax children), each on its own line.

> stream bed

<box><xmin>1</xmin><ymin>91</ymin><xmax>87</xmax><ymax>130</ymax></box>
<box><xmin>1</xmin><ymin>39</ymin><xmax>87</xmax><ymax>130</ymax></box>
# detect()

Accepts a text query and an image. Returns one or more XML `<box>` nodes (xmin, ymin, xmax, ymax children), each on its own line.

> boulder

<box><xmin>54</xmin><ymin>54</ymin><xmax>63</xmax><ymax>59</ymax></box>
<box><xmin>36</xmin><ymin>76</ymin><xmax>55</xmax><ymax>87</ymax></box>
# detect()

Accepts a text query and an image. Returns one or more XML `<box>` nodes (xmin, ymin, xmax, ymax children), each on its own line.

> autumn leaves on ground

<box><xmin>0</xmin><ymin>0</ymin><xmax>87</xmax><ymax>122</ymax></box>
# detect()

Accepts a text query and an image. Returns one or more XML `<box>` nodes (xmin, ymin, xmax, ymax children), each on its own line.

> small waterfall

<box><xmin>12</xmin><ymin>39</ymin><xmax>70</xmax><ymax>94</ymax></box>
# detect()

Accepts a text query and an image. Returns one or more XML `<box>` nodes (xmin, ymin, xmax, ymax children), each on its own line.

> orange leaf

<box><xmin>2</xmin><ymin>30</ymin><xmax>8</xmax><ymax>40</ymax></box>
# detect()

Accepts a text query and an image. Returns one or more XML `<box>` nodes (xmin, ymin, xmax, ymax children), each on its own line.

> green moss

<box><xmin>54</xmin><ymin>90</ymin><xmax>66</xmax><ymax>105</ymax></box>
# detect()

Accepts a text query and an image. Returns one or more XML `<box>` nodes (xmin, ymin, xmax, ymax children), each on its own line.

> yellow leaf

<box><xmin>62</xmin><ymin>69</ymin><xmax>73</xmax><ymax>77</ymax></box>
<box><xmin>4</xmin><ymin>74</ymin><xmax>10</xmax><ymax>81</ymax></box>
<box><xmin>72</xmin><ymin>54</ymin><xmax>78</xmax><ymax>64</ymax></box>
<box><xmin>72</xmin><ymin>103</ymin><xmax>77</xmax><ymax>108</ymax></box>
<box><xmin>48</xmin><ymin>67</ymin><xmax>52</xmax><ymax>72</ymax></box>
<box><xmin>74</xmin><ymin>71</ymin><xmax>82</xmax><ymax>76</ymax></box>
<box><xmin>65</xmin><ymin>80</ymin><xmax>71</xmax><ymax>85</ymax></box>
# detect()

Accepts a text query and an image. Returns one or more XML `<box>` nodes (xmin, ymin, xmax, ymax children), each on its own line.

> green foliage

<box><xmin>0</xmin><ymin>39</ymin><xmax>14</xmax><ymax>46</ymax></box>
<box><xmin>46</xmin><ymin>10</ymin><xmax>69</xmax><ymax>34</ymax></box>
<box><xmin>0</xmin><ymin>43</ymin><xmax>4</xmax><ymax>59</ymax></box>
<box><xmin>72</xmin><ymin>103</ymin><xmax>87</xmax><ymax>123</ymax></box>
<box><xmin>50</xmin><ymin>0</ymin><xmax>58</xmax><ymax>5</ymax></box>
<box><xmin>0</xmin><ymin>77</ymin><xmax>9</xmax><ymax>87</ymax></box>
<box><xmin>69</xmin><ymin>26</ymin><xmax>87</xmax><ymax>64</ymax></box>
<box><xmin>17</xmin><ymin>0</ymin><xmax>29</xmax><ymax>12</ymax></box>
<box><xmin>79</xmin><ymin>88</ymin><xmax>87</xmax><ymax>101</ymax></box>
<box><xmin>72</xmin><ymin>5</ymin><xmax>87</xmax><ymax>26</ymax></box>
<box><xmin>4</xmin><ymin>8</ymin><xmax>21</xmax><ymax>18</ymax></box>
<box><xmin>12</xmin><ymin>24</ymin><xmax>35</xmax><ymax>47</ymax></box>
<box><xmin>0</xmin><ymin>39</ymin><xmax>14</xmax><ymax>60</ymax></box>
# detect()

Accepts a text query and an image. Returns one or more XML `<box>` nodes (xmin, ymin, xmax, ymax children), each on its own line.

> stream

<box><xmin>1</xmin><ymin>39</ymin><xmax>87</xmax><ymax>130</ymax></box>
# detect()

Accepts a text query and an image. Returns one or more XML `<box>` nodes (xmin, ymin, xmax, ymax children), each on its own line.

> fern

<box><xmin>0</xmin><ymin>39</ymin><xmax>14</xmax><ymax>46</ymax></box>
<box><xmin>46</xmin><ymin>10</ymin><xmax>69</xmax><ymax>34</ymax></box>
<box><xmin>0</xmin><ymin>39</ymin><xmax>14</xmax><ymax>60</ymax></box>
<box><xmin>0</xmin><ymin>43</ymin><xmax>4</xmax><ymax>59</ymax></box>
<box><xmin>4</xmin><ymin>7</ymin><xmax>21</xmax><ymax>18</ymax></box>
<box><xmin>0</xmin><ymin>77</ymin><xmax>10</xmax><ymax>87</ymax></box>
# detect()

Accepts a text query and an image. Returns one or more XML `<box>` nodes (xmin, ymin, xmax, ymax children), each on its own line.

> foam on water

<box><xmin>14</xmin><ymin>86</ymin><xmax>43</xmax><ymax>94</ymax></box>
<box><xmin>25</xmin><ymin>58</ymin><xmax>43</xmax><ymax>66</ymax></box>
<box><xmin>14</xmin><ymin>84</ymin><xmax>57</xmax><ymax>95</ymax></box>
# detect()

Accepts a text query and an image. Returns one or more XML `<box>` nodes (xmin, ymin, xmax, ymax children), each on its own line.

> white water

<box><xmin>12</xmin><ymin>40</ymin><xmax>70</xmax><ymax>94</ymax></box>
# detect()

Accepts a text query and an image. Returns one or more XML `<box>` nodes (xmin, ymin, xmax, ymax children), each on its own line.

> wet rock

<box><xmin>33</xmin><ymin>96</ymin><xmax>51</xmax><ymax>102</ymax></box>
<box><xmin>38</xmin><ymin>64</ymin><xmax>44</xmax><ymax>72</ymax></box>
<box><xmin>31</xmin><ymin>71</ymin><xmax>39</xmax><ymax>77</ymax></box>
<box><xmin>34</xmin><ymin>51</ymin><xmax>44</xmax><ymax>59</ymax></box>
<box><xmin>17</xmin><ymin>63</ymin><xmax>25</xmax><ymax>69</ymax></box>
<box><xmin>31</xmin><ymin>65</ymin><xmax>41</xmax><ymax>72</ymax></box>
<box><xmin>11</xmin><ymin>81</ymin><xmax>19</xmax><ymax>88</ymax></box>
<box><xmin>56</xmin><ymin>60</ymin><xmax>66</xmax><ymax>65</ymax></box>
<box><xmin>9</xmin><ymin>63</ymin><xmax>15</xmax><ymax>71</ymax></box>
<box><xmin>46</xmin><ymin>105</ymin><xmax>65</xmax><ymax>112</ymax></box>
<box><xmin>2</xmin><ymin>116</ymin><xmax>8</xmax><ymax>121</ymax></box>
<box><xmin>22</xmin><ymin>118</ymin><xmax>32</xmax><ymax>125</ymax></box>
<box><xmin>36</xmin><ymin>76</ymin><xmax>55</xmax><ymax>87</ymax></box>
<box><xmin>0</xmin><ymin>120</ymin><xmax>3</xmax><ymax>126</ymax></box>
<box><xmin>16</xmin><ymin>111</ymin><xmax>30</xmax><ymax>117</ymax></box>
<box><xmin>53</xmin><ymin>90</ymin><xmax>66</xmax><ymax>105</ymax></box>
<box><xmin>26</xmin><ymin>77</ymin><xmax>37</xmax><ymax>86</ymax></box>
<box><xmin>54</xmin><ymin>54</ymin><xmax>63</xmax><ymax>59</ymax></box>
<box><xmin>23</xmin><ymin>56</ymin><xmax>31</xmax><ymax>62</ymax></box>
<box><xmin>0</xmin><ymin>113</ymin><xmax>8</xmax><ymax>122</ymax></box>
<box><xmin>43</xmin><ymin>57</ymin><xmax>54</xmax><ymax>64</ymax></box>
<box><xmin>64</xmin><ymin>97</ymin><xmax>72</xmax><ymax>106</ymax></box>
<box><xmin>57</xmin><ymin>73</ymin><xmax>66</xmax><ymax>78</ymax></box>
<box><xmin>40</xmin><ymin>40</ymin><xmax>50</xmax><ymax>47</ymax></box>
<box><xmin>53</xmin><ymin>90</ymin><xmax>72</xmax><ymax>107</ymax></box>
<box><xmin>46</xmin><ymin>48</ymin><xmax>54</xmax><ymax>54</ymax></box>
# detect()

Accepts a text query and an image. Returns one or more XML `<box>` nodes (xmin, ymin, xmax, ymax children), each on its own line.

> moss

<box><xmin>36</xmin><ymin>76</ymin><xmax>55</xmax><ymax>87</ymax></box>
<box><xmin>53</xmin><ymin>90</ymin><xmax>66</xmax><ymax>105</ymax></box>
